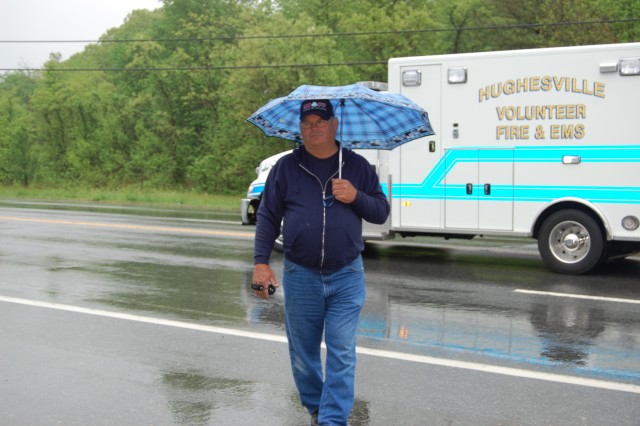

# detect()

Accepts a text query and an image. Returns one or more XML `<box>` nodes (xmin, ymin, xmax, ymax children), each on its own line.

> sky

<box><xmin>0</xmin><ymin>0</ymin><xmax>161</xmax><ymax>70</ymax></box>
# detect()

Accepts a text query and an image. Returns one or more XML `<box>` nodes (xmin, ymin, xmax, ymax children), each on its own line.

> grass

<box><xmin>0</xmin><ymin>185</ymin><xmax>244</xmax><ymax>213</ymax></box>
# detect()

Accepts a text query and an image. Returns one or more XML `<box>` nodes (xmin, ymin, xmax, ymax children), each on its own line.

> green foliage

<box><xmin>0</xmin><ymin>0</ymin><xmax>637</xmax><ymax>193</ymax></box>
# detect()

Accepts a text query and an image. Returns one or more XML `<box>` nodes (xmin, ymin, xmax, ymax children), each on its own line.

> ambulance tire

<box><xmin>246</xmin><ymin>198</ymin><xmax>260</xmax><ymax>225</ymax></box>
<box><xmin>273</xmin><ymin>235</ymin><xmax>284</xmax><ymax>253</ymax></box>
<box><xmin>538</xmin><ymin>209</ymin><xmax>607</xmax><ymax>275</ymax></box>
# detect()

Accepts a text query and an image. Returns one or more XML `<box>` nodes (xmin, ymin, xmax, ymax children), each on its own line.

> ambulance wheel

<box><xmin>273</xmin><ymin>235</ymin><xmax>284</xmax><ymax>253</ymax></box>
<box><xmin>538</xmin><ymin>209</ymin><xmax>606</xmax><ymax>275</ymax></box>
<box><xmin>246</xmin><ymin>199</ymin><xmax>260</xmax><ymax>225</ymax></box>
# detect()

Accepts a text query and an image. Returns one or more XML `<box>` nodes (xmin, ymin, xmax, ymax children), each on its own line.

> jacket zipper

<box><xmin>299</xmin><ymin>164</ymin><xmax>339</xmax><ymax>268</ymax></box>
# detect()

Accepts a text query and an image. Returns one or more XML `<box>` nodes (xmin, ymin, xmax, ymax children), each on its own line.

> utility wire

<box><xmin>1</xmin><ymin>18</ymin><xmax>638</xmax><ymax>72</ymax></box>
<box><xmin>1</xmin><ymin>18</ymin><xmax>638</xmax><ymax>44</ymax></box>
<box><xmin>0</xmin><ymin>61</ymin><xmax>387</xmax><ymax>72</ymax></box>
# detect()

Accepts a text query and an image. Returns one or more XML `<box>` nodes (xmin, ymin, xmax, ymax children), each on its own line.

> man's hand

<box><xmin>332</xmin><ymin>178</ymin><xmax>357</xmax><ymax>204</ymax></box>
<box><xmin>252</xmin><ymin>263</ymin><xmax>278</xmax><ymax>299</ymax></box>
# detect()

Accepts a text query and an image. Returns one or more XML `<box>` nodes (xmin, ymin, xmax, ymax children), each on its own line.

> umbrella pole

<box><xmin>339</xmin><ymin>99</ymin><xmax>345</xmax><ymax>179</ymax></box>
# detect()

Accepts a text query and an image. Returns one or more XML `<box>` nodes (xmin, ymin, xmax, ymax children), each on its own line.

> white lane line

<box><xmin>1</xmin><ymin>295</ymin><xmax>639</xmax><ymax>395</ymax></box>
<box><xmin>0</xmin><ymin>295</ymin><xmax>287</xmax><ymax>343</ymax></box>
<box><xmin>515</xmin><ymin>289</ymin><xmax>640</xmax><ymax>305</ymax></box>
<box><xmin>355</xmin><ymin>346</ymin><xmax>640</xmax><ymax>394</ymax></box>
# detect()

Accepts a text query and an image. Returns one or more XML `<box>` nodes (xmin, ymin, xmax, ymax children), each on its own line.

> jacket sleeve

<box><xmin>254</xmin><ymin>161</ymin><xmax>285</xmax><ymax>265</ymax></box>
<box><xmin>350</xmin><ymin>157</ymin><xmax>390</xmax><ymax>225</ymax></box>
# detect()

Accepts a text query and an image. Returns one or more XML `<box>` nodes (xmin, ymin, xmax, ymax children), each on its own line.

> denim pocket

<box><xmin>348</xmin><ymin>256</ymin><xmax>364</xmax><ymax>272</ymax></box>
<box><xmin>283</xmin><ymin>258</ymin><xmax>298</xmax><ymax>273</ymax></box>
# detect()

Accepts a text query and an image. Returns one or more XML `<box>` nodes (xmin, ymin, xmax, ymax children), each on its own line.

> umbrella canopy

<box><xmin>247</xmin><ymin>83</ymin><xmax>434</xmax><ymax>150</ymax></box>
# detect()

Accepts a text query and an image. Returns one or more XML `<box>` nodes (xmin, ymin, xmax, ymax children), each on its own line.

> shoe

<box><xmin>310</xmin><ymin>410</ymin><xmax>319</xmax><ymax>426</ymax></box>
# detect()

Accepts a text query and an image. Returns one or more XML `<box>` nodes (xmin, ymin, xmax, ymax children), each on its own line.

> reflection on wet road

<box><xmin>1</xmin><ymin>203</ymin><xmax>639</xmax><ymax>425</ymax></box>
<box><xmin>247</xmin><ymin>243</ymin><xmax>640</xmax><ymax>386</ymax></box>
<box><xmin>161</xmin><ymin>370</ymin><xmax>253</xmax><ymax>425</ymax></box>
<box><xmin>370</xmin><ymin>244</ymin><xmax>640</xmax><ymax>382</ymax></box>
<box><xmin>2</xmin><ymin>205</ymin><xmax>639</xmax><ymax>380</ymax></box>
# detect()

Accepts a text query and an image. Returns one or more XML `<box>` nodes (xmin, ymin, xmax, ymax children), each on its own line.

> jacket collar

<box><xmin>294</xmin><ymin>142</ymin><xmax>350</xmax><ymax>167</ymax></box>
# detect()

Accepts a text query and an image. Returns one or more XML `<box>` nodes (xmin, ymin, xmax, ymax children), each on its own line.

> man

<box><xmin>252</xmin><ymin>99</ymin><xmax>390</xmax><ymax>426</ymax></box>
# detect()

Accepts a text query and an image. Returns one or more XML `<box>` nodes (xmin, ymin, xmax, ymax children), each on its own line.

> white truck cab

<box><xmin>241</xmin><ymin>149</ymin><xmax>292</xmax><ymax>225</ymax></box>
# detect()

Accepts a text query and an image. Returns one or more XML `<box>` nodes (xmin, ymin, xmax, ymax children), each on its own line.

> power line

<box><xmin>0</xmin><ymin>60</ymin><xmax>387</xmax><ymax>73</ymax></box>
<box><xmin>2</xmin><ymin>18</ymin><xmax>637</xmax><ymax>73</ymax></box>
<box><xmin>1</xmin><ymin>18</ymin><xmax>638</xmax><ymax>44</ymax></box>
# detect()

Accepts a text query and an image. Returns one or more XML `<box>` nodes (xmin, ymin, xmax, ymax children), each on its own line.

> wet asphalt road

<box><xmin>1</xmin><ymin>201</ymin><xmax>639</xmax><ymax>426</ymax></box>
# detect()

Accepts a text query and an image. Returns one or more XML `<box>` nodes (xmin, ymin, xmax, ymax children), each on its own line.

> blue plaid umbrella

<box><xmin>247</xmin><ymin>83</ymin><xmax>434</xmax><ymax>176</ymax></box>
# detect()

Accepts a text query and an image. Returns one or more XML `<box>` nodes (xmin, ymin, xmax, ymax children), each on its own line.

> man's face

<box><xmin>300</xmin><ymin>114</ymin><xmax>338</xmax><ymax>151</ymax></box>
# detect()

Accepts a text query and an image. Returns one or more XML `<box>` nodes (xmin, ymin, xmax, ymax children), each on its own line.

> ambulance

<box><xmin>242</xmin><ymin>43</ymin><xmax>640</xmax><ymax>274</ymax></box>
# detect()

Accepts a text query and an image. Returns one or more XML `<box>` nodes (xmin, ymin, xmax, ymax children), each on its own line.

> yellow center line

<box><xmin>0</xmin><ymin>215</ymin><xmax>255</xmax><ymax>238</ymax></box>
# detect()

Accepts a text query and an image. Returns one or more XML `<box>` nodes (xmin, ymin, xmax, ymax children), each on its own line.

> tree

<box><xmin>0</xmin><ymin>0</ymin><xmax>638</xmax><ymax>193</ymax></box>
<box><xmin>0</xmin><ymin>72</ymin><xmax>38</xmax><ymax>185</ymax></box>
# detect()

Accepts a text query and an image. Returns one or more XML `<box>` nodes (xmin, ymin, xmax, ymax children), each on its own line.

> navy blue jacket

<box><xmin>254</xmin><ymin>145</ymin><xmax>390</xmax><ymax>273</ymax></box>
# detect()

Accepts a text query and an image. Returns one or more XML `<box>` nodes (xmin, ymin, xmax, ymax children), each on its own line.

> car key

<box><xmin>251</xmin><ymin>283</ymin><xmax>276</xmax><ymax>295</ymax></box>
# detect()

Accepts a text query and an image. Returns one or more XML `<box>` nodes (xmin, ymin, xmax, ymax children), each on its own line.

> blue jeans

<box><xmin>283</xmin><ymin>256</ymin><xmax>366</xmax><ymax>426</ymax></box>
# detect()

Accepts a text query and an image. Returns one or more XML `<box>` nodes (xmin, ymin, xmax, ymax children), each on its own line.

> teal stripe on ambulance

<box><xmin>515</xmin><ymin>145</ymin><xmax>640</xmax><ymax>162</ymax></box>
<box><xmin>392</xmin><ymin>145</ymin><xmax>640</xmax><ymax>204</ymax></box>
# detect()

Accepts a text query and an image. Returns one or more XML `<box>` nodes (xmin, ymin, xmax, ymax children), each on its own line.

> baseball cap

<box><xmin>300</xmin><ymin>99</ymin><xmax>334</xmax><ymax>121</ymax></box>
